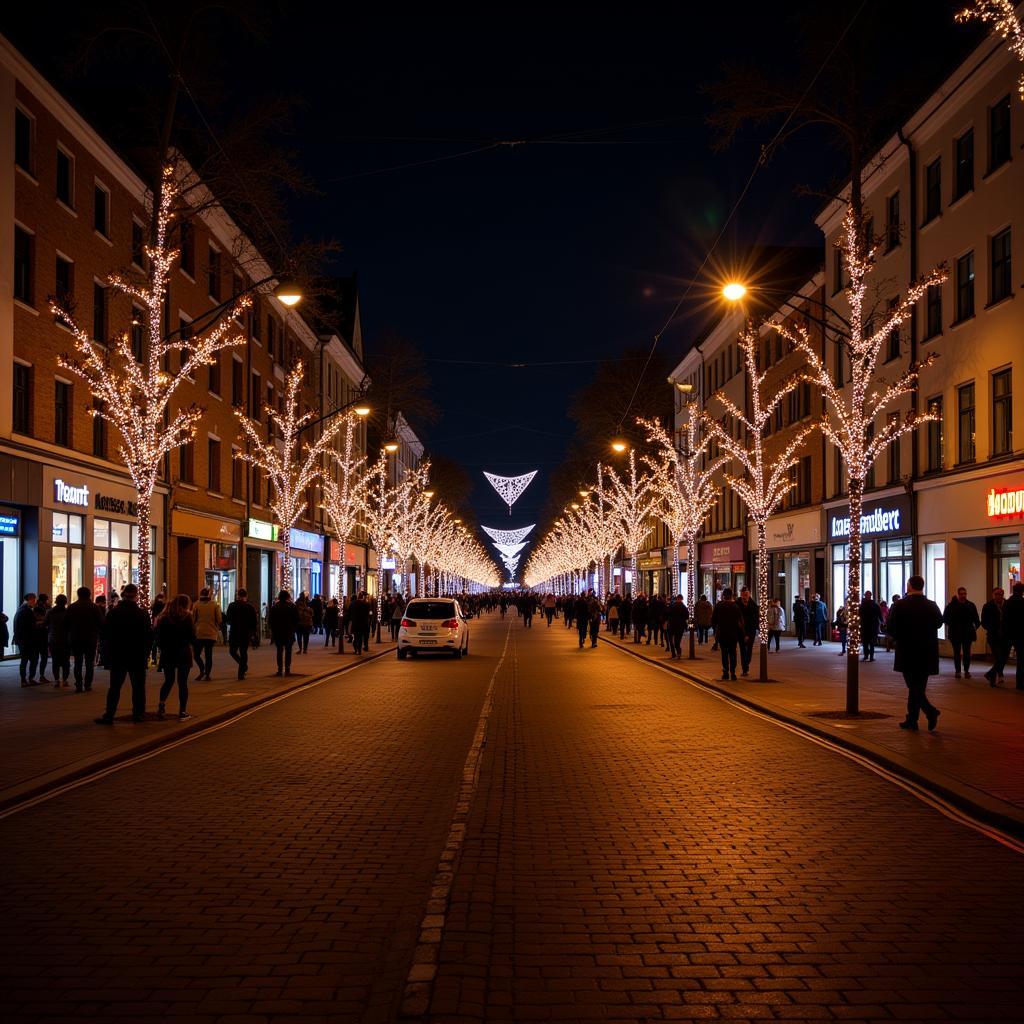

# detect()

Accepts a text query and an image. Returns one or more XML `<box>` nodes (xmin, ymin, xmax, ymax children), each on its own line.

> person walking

<box><xmin>711</xmin><ymin>588</ymin><xmax>746</xmax><ymax>681</ymax></box>
<box><xmin>226</xmin><ymin>588</ymin><xmax>259</xmax><ymax>680</ymax></box>
<box><xmin>95</xmin><ymin>584</ymin><xmax>153</xmax><ymax>724</ymax></box>
<box><xmin>574</xmin><ymin>593</ymin><xmax>590</xmax><ymax>649</ymax></box>
<box><xmin>191</xmin><ymin>588</ymin><xmax>222</xmax><ymax>680</ymax></box>
<box><xmin>885</xmin><ymin>574</ymin><xmax>942</xmax><ymax>732</ymax></box>
<box><xmin>766</xmin><ymin>598</ymin><xmax>785</xmax><ymax>652</ymax></box>
<box><xmin>981</xmin><ymin>587</ymin><xmax>1009</xmax><ymax>687</ymax></box>
<box><xmin>859</xmin><ymin>591</ymin><xmax>882</xmax><ymax>662</ymax></box>
<box><xmin>884</xmin><ymin>594</ymin><xmax>900</xmax><ymax>652</ymax></box>
<box><xmin>44</xmin><ymin>594</ymin><xmax>71</xmax><ymax>687</ymax></box>
<box><xmin>33</xmin><ymin>594</ymin><xmax>51</xmax><ymax>684</ymax></box>
<box><xmin>323</xmin><ymin>598</ymin><xmax>340</xmax><ymax>647</ymax></box>
<box><xmin>791</xmin><ymin>596</ymin><xmax>808</xmax><ymax>648</ymax></box>
<box><xmin>606</xmin><ymin>592</ymin><xmax>620</xmax><ymax>634</ymax></box>
<box><xmin>694</xmin><ymin>594</ymin><xmax>712</xmax><ymax>645</ymax></box>
<box><xmin>809</xmin><ymin>594</ymin><xmax>828</xmax><ymax>645</ymax></box>
<box><xmin>13</xmin><ymin>593</ymin><xmax>38</xmax><ymax>686</ymax></box>
<box><xmin>943</xmin><ymin>587</ymin><xmax>981</xmax><ymax>679</ymax></box>
<box><xmin>619</xmin><ymin>594</ymin><xmax>632</xmax><ymax>639</ymax></box>
<box><xmin>390</xmin><ymin>593</ymin><xmax>406</xmax><ymax>641</ymax></box>
<box><xmin>737</xmin><ymin>586</ymin><xmax>759</xmax><ymax>676</ymax></box>
<box><xmin>349</xmin><ymin>592</ymin><xmax>372</xmax><ymax>655</ymax></box>
<box><xmin>269</xmin><ymin>590</ymin><xmax>299</xmax><ymax>675</ymax></box>
<box><xmin>667</xmin><ymin>595</ymin><xmax>689</xmax><ymax>659</ymax></box>
<box><xmin>294</xmin><ymin>594</ymin><xmax>313</xmax><ymax>653</ymax></box>
<box><xmin>1004</xmin><ymin>582</ymin><xmax>1024</xmax><ymax>691</ymax></box>
<box><xmin>521</xmin><ymin>595</ymin><xmax>534</xmax><ymax>629</ymax></box>
<box><xmin>156</xmin><ymin>595</ymin><xmax>195</xmax><ymax>721</ymax></box>
<box><xmin>632</xmin><ymin>594</ymin><xmax>648</xmax><ymax>644</ymax></box>
<box><xmin>835</xmin><ymin>604</ymin><xmax>849</xmax><ymax>655</ymax></box>
<box><xmin>66</xmin><ymin>587</ymin><xmax>104</xmax><ymax>693</ymax></box>
<box><xmin>543</xmin><ymin>593</ymin><xmax>556</xmax><ymax>627</ymax></box>
<box><xmin>310</xmin><ymin>593</ymin><xmax>324</xmax><ymax>636</ymax></box>
<box><xmin>587</xmin><ymin>592</ymin><xmax>603</xmax><ymax>648</ymax></box>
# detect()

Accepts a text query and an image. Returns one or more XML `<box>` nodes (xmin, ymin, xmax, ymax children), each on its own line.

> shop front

<box><xmin>289</xmin><ymin>528</ymin><xmax>325</xmax><ymax>598</ymax></box>
<box><xmin>700</xmin><ymin>537</ymin><xmax>746</xmax><ymax>604</ymax></box>
<box><xmin>243</xmin><ymin>517</ymin><xmax>281</xmax><ymax>616</ymax></box>
<box><xmin>637</xmin><ymin>550</ymin><xmax>669</xmax><ymax>595</ymax></box>
<box><xmin>0</xmin><ymin>508</ymin><xmax>23</xmax><ymax>639</ymax></box>
<box><xmin>826</xmin><ymin>492</ymin><xmax>912</xmax><ymax>612</ymax></box>
<box><xmin>326</xmin><ymin>541</ymin><xmax>367</xmax><ymax>600</ymax></box>
<box><xmin>749</xmin><ymin>508</ymin><xmax>823</xmax><ymax>628</ymax></box>
<box><xmin>171</xmin><ymin>508</ymin><xmax>240</xmax><ymax>607</ymax></box>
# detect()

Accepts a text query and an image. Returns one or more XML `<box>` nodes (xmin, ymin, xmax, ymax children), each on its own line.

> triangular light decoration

<box><xmin>481</xmin><ymin>523</ymin><xmax>535</xmax><ymax>545</ymax></box>
<box><xmin>483</xmin><ymin>471</ymin><xmax>537</xmax><ymax>515</ymax></box>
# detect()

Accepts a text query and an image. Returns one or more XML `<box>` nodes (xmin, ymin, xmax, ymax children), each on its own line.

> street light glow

<box><xmin>274</xmin><ymin>278</ymin><xmax>303</xmax><ymax>306</ymax></box>
<box><xmin>611</xmin><ymin>440</ymin><xmax>627</xmax><ymax>453</ymax></box>
<box><xmin>354</xmin><ymin>405</ymin><xmax>370</xmax><ymax>417</ymax></box>
<box><xmin>722</xmin><ymin>282</ymin><xmax>747</xmax><ymax>302</ymax></box>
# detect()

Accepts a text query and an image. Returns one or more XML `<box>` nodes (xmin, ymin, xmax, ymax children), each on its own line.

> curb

<box><xmin>0</xmin><ymin>645</ymin><xmax>395</xmax><ymax>817</ymax></box>
<box><xmin>600</xmin><ymin>634</ymin><xmax>1024</xmax><ymax>842</ymax></box>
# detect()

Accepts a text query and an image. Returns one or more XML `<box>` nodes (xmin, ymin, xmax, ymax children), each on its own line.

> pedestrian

<box><xmin>619</xmin><ymin>594</ymin><xmax>632</xmax><ymax>639</ymax></box>
<box><xmin>269</xmin><ymin>590</ymin><xmax>299</xmax><ymax>675</ymax></box>
<box><xmin>349</xmin><ymin>591</ymin><xmax>372</xmax><ymax>654</ymax></box>
<box><xmin>13</xmin><ymin>593</ymin><xmax>38</xmax><ymax>686</ymax></box>
<box><xmin>942</xmin><ymin>587</ymin><xmax>981</xmax><ymax>679</ymax></box>
<box><xmin>632</xmin><ymin>593</ymin><xmax>648</xmax><ymax>643</ymax></box>
<box><xmin>150</xmin><ymin>590</ymin><xmax>167</xmax><ymax>668</ymax></box>
<box><xmin>587</xmin><ymin>592</ymin><xmax>603</xmax><ymax>647</ymax></box>
<box><xmin>606</xmin><ymin>591</ymin><xmax>620</xmax><ymax>633</ymax></box>
<box><xmin>323</xmin><ymin>597</ymin><xmax>340</xmax><ymax>647</ymax></box>
<box><xmin>737</xmin><ymin>586</ymin><xmax>759</xmax><ymax>676</ymax></box>
<box><xmin>766</xmin><ymin>598</ymin><xmax>785</xmax><ymax>652</ymax></box>
<box><xmin>66</xmin><ymin>587</ymin><xmax>105</xmax><ymax>692</ymax></box>
<box><xmin>390</xmin><ymin>593</ymin><xmax>406</xmax><ymax>641</ymax></box>
<box><xmin>191</xmin><ymin>588</ymin><xmax>222</xmax><ymax>680</ymax></box>
<box><xmin>543</xmin><ymin>592</ymin><xmax>556</xmax><ymax>626</ymax></box>
<box><xmin>711</xmin><ymin>588</ymin><xmax>746</xmax><ymax>681</ymax></box>
<box><xmin>835</xmin><ymin>604</ymin><xmax>848</xmax><ymax>655</ymax></box>
<box><xmin>694</xmin><ymin>594</ymin><xmax>712</xmax><ymax>645</ymax></box>
<box><xmin>885</xmin><ymin>574</ymin><xmax>942</xmax><ymax>732</ymax></box>
<box><xmin>521</xmin><ymin>594</ymin><xmax>534</xmax><ymax>629</ymax></box>
<box><xmin>1004</xmin><ymin>581</ymin><xmax>1024</xmax><ymax>691</ymax></box>
<box><xmin>792</xmin><ymin>596</ymin><xmax>808</xmax><ymax>648</ymax></box>
<box><xmin>981</xmin><ymin>587</ymin><xmax>1009</xmax><ymax>687</ymax></box>
<box><xmin>667</xmin><ymin>594</ymin><xmax>689</xmax><ymax>658</ymax></box>
<box><xmin>647</xmin><ymin>594</ymin><xmax>665</xmax><ymax>647</ymax></box>
<box><xmin>226</xmin><ymin>588</ymin><xmax>259</xmax><ymax>680</ymax></box>
<box><xmin>156</xmin><ymin>595</ymin><xmax>195</xmax><ymax>721</ymax></box>
<box><xmin>295</xmin><ymin>593</ymin><xmax>313</xmax><ymax>653</ymax></box>
<box><xmin>310</xmin><ymin>593</ymin><xmax>324</xmax><ymax>636</ymax></box>
<box><xmin>884</xmin><ymin>594</ymin><xmax>901</xmax><ymax>652</ymax></box>
<box><xmin>859</xmin><ymin>591</ymin><xmax>882</xmax><ymax>662</ymax></box>
<box><xmin>574</xmin><ymin>593</ymin><xmax>589</xmax><ymax>648</ymax></box>
<box><xmin>44</xmin><ymin>594</ymin><xmax>71</xmax><ymax>687</ymax></box>
<box><xmin>95</xmin><ymin>584</ymin><xmax>153</xmax><ymax>724</ymax></box>
<box><xmin>33</xmin><ymin>594</ymin><xmax>51</xmax><ymax>684</ymax></box>
<box><xmin>0</xmin><ymin>610</ymin><xmax>9</xmax><ymax>656</ymax></box>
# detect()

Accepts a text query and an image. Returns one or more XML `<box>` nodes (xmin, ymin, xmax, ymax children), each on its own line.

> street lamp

<box><xmin>611</xmin><ymin>440</ymin><xmax>627</xmax><ymax>454</ymax></box>
<box><xmin>722</xmin><ymin>282</ymin><xmax>747</xmax><ymax>302</ymax></box>
<box><xmin>273</xmin><ymin>277</ymin><xmax>303</xmax><ymax>307</ymax></box>
<box><xmin>383</xmin><ymin>438</ymin><xmax>400</xmax><ymax>453</ymax></box>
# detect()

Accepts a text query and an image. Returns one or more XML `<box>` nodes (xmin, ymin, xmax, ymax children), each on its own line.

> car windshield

<box><xmin>405</xmin><ymin>601</ymin><xmax>457</xmax><ymax>620</ymax></box>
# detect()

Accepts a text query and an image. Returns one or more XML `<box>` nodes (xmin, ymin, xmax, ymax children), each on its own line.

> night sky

<box><xmin>4</xmin><ymin>1</ymin><xmax>981</xmax><ymax>548</ymax></box>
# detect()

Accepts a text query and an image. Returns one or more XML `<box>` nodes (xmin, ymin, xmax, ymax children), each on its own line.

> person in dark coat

<box><xmin>95</xmin><ymin>584</ymin><xmax>153</xmax><ymax>724</ymax></box>
<box><xmin>323</xmin><ymin>598</ymin><xmax>340</xmax><ymax>647</ymax></box>
<box><xmin>619</xmin><ymin>595</ymin><xmax>632</xmax><ymax>639</ymax></box>
<box><xmin>13</xmin><ymin>593</ymin><xmax>38</xmax><ymax>686</ymax></box>
<box><xmin>632</xmin><ymin>594</ymin><xmax>648</xmax><ymax>643</ymax></box>
<box><xmin>808</xmin><ymin>594</ymin><xmax>828</xmax><ymax>645</ymax></box>
<box><xmin>981</xmin><ymin>587</ymin><xmax>1009</xmax><ymax>687</ymax></box>
<box><xmin>574</xmin><ymin>594</ymin><xmax>589</xmax><ymax>648</ymax></box>
<box><xmin>65</xmin><ymin>587</ymin><xmax>105</xmax><ymax>692</ymax></box>
<box><xmin>942</xmin><ymin>587</ymin><xmax>981</xmax><ymax>679</ymax></box>
<box><xmin>310</xmin><ymin>594</ymin><xmax>324</xmax><ymax>635</ymax></box>
<box><xmin>885</xmin><ymin>574</ymin><xmax>943</xmax><ymax>732</ymax></box>
<box><xmin>269</xmin><ymin>590</ymin><xmax>300</xmax><ymax>674</ymax></box>
<box><xmin>33</xmin><ymin>594</ymin><xmax>51</xmax><ymax>684</ymax></box>
<box><xmin>791</xmin><ymin>597</ymin><xmax>808</xmax><ymax>648</ymax></box>
<box><xmin>710</xmin><ymin>588</ymin><xmax>746</xmax><ymax>681</ymax></box>
<box><xmin>1004</xmin><ymin>582</ymin><xmax>1024</xmax><ymax>691</ymax></box>
<box><xmin>859</xmin><ymin>592</ymin><xmax>882</xmax><ymax>662</ymax></box>
<box><xmin>348</xmin><ymin>592</ymin><xmax>372</xmax><ymax>655</ymax></box>
<box><xmin>736</xmin><ymin>586</ymin><xmax>759</xmax><ymax>676</ymax></box>
<box><xmin>666</xmin><ymin>595</ymin><xmax>690</xmax><ymax>659</ymax></box>
<box><xmin>44</xmin><ymin>594</ymin><xmax>71</xmax><ymax>686</ymax></box>
<box><xmin>226</xmin><ymin>588</ymin><xmax>259</xmax><ymax>680</ymax></box>
<box><xmin>587</xmin><ymin>593</ymin><xmax>603</xmax><ymax>648</ymax></box>
<box><xmin>156</xmin><ymin>595</ymin><xmax>195</xmax><ymax>720</ymax></box>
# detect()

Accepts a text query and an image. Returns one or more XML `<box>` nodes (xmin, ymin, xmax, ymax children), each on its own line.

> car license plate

<box><xmin>419</xmin><ymin>639</ymin><xmax>436</xmax><ymax>644</ymax></box>
<box><xmin>421</xmin><ymin>627</ymin><xmax>437</xmax><ymax>633</ymax></box>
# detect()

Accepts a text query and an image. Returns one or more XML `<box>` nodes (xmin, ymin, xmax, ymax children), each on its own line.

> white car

<box><xmin>397</xmin><ymin>598</ymin><xmax>470</xmax><ymax>658</ymax></box>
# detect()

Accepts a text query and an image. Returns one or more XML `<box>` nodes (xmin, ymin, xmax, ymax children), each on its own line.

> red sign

<box><xmin>329</xmin><ymin>539</ymin><xmax>342</xmax><ymax>562</ymax></box>
<box><xmin>344</xmin><ymin>544</ymin><xmax>366</xmax><ymax>568</ymax></box>
<box><xmin>700</xmin><ymin>538</ymin><xmax>745</xmax><ymax>565</ymax></box>
<box><xmin>987</xmin><ymin>486</ymin><xmax>1024</xmax><ymax>521</ymax></box>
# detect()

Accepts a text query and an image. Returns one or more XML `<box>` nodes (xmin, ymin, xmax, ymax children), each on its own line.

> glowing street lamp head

<box><xmin>424</xmin><ymin>490</ymin><xmax>435</xmax><ymax>499</ymax></box>
<box><xmin>383</xmin><ymin>438</ymin><xmax>400</xmax><ymax>453</ymax></box>
<box><xmin>722</xmin><ymin>282</ymin><xmax>747</xmax><ymax>302</ymax></box>
<box><xmin>611</xmin><ymin>440</ymin><xmax>628</xmax><ymax>454</ymax></box>
<box><xmin>354</xmin><ymin>405</ymin><xmax>370</xmax><ymax>417</ymax></box>
<box><xmin>274</xmin><ymin>278</ymin><xmax>303</xmax><ymax>307</ymax></box>
<box><xmin>578</xmin><ymin>489</ymin><xmax>591</xmax><ymax>498</ymax></box>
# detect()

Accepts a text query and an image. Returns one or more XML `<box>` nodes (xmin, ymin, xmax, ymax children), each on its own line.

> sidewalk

<box><xmin>600</xmin><ymin>628</ymin><xmax>1024</xmax><ymax>836</ymax></box>
<box><xmin>0</xmin><ymin>632</ymin><xmax>395</xmax><ymax>811</ymax></box>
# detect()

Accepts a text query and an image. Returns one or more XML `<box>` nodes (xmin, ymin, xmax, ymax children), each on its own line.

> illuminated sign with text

<box><xmin>987</xmin><ymin>486</ymin><xmax>1024</xmax><ymax>521</ymax></box>
<box><xmin>54</xmin><ymin>478</ymin><xmax>89</xmax><ymax>507</ymax></box>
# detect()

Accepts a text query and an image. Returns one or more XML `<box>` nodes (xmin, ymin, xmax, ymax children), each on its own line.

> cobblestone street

<box><xmin>2</xmin><ymin>612</ymin><xmax>1022</xmax><ymax>1023</ymax></box>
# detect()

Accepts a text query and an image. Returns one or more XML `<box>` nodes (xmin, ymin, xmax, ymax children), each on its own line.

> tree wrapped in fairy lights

<box><xmin>235</xmin><ymin>360</ymin><xmax>353</xmax><ymax>595</ymax></box>
<box><xmin>772</xmin><ymin>210</ymin><xmax>945</xmax><ymax>710</ymax></box>
<box><xmin>704</xmin><ymin>327</ymin><xmax>817</xmax><ymax>681</ymax></box>
<box><xmin>602</xmin><ymin>449</ymin><xmax>658</xmax><ymax>594</ymax></box>
<box><xmin>320</xmin><ymin>413</ymin><xmax>367</xmax><ymax>605</ymax></box>
<box><xmin>957</xmin><ymin>1</ymin><xmax>1024</xmax><ymax>97</ymax></box>
<box><xmin>640</xmin><ymin>409</ymin><xmax>729</xmax><ymax>610</ymax></box>
<box><xmin>53</xmin><ymin>165</ymin><xmax>248</xmax><ymax>607</ymax></box>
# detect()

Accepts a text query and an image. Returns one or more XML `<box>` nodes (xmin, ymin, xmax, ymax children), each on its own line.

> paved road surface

<box><xmin>2</xmin><ymin>612</ymin><xmax>1021</xmax><ymax>1023</ymax></box>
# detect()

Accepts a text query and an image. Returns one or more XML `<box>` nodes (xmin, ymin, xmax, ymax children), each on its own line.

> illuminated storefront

<box><xmin>289</xmin><ymin>528</ymin><xmax>324</xmax><ymax>598</ymax></box>
<box><xmin>749</xmin><ymin>508</ymin><xmax>823</xmax><ymax>628</ymax></box>
<box><xmin>700</xmin><ymin>537</ymin><xmax>746</xmax><ymax>604</ymax></box>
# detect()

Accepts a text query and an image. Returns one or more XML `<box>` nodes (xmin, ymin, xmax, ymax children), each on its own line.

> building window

<box><xmin>955</xmin><ymin>251</ymin><xmax>975</xmax><ymax>322</ymax></box>
<box><xmin>208</xmin><ymin>437</ymin><xmax>221</xmax><ymax>492</ymax></box>
<box><xmin>51</xmin><ymin>512</ymin><xmax>84</xmax><ymax>600</ymax></box>
<box><xmin>93</xmin><ymin>183</ymin><xmax>110</xmax><ymax>237</ymax></box>
<box><xmin>991</xmin><ymin>534</ymin><xmax>1021</xmax><ymax>593</ymax></box>
<box><xmin>132</xmin><ymin>220</ymin><xmax>146</xmax><ymax>270</ymax></box>
<box><xmin>179</xmin><ymin>220</ymin><xmax>195</xmax><ymax>277</ymax></box>
<box><xmin>55</xmin><ymin>254</ymin><xmax>73</xmax><ymax>313</ymax></box>
<box><xmin>954</xmin><ymin>129</ymin><xmax>974</xmax><ymax>200</ymax></box>
<box><xmin>14</xmin><ymin>226</ymin><xmax>33</xmax><ymax>305</ymax></box>
<box><xmin>925</xmin><ymin>283</ymin><xmax>942</xmax><ymax>339</ymax></box>
<box><xmin>991</xmin><ymin>228</ymin><xmax>1012</xmax><ymax>304</ymax></box>
<box><xmin>885</xmin><ymin>192</ymin><xmax>900</xmax><ymax>251</ymax></box>
<box><xmin>250</xmin><ymin>297</ymin><xmax>261</xmax><ymax>340</ymax></box>
<box><xmin>208</xmin><ymin>352</ymin><xmax>221</xmax><ymax>396</ymax></box>
<box><xmin>251</xmin><ymin>466</ymin><xmax>262</xmax><ymax>505</ymax></box>
<box><xmin>13</xmin><ymin>363</ymin><xmax>31</xmax><ymax>435</ymax></box>
<box><xmin>926</xmin><ymin>396</ymin><xmax>943</xmax><ymax>472</ymax></box>
<box><xmin>92</xmin><ymin>398</ymin><xmax>106</xmax><ymax>458</ymax></box>
<box><xmin>865</xmin><ymin>422</ymin><xmax>876</xmax><ymax>489</ymax></box>
<box><xmin>15</xmin><ymin>107</ymin><xmax>34</xmax><ymax>174</ymax></box>
<box><xmin>957</xmin><ymin>382</ymin><xmax>976</xmax><ymax>464</ymax></box>
<box><xmin>924</xmin><ymin>158</ymin><xmax>941</xmax><ymax>223</ymax></box>
<box><xmin>266</xmin><ymin>315</ymin><xmax>276</xmax><ymax>359</ymax></box>
<box><xmin>131</xmin><ymin>305</ymin><xmax>145</xmax><ymax>362</ymax></box>
<box><xmin>834</xmin><ymin>447</ymin><xmax>846</xmax><ymax>497</ymax></box>
<box><xmin>92</xmin><ymin>282</ymin><xmax>107</xmax><ymax>343</ymax></box>
<box><xmin>924</xmin><ymin>543</ymin><xmax>946</xmax><ymax>635</ymax></box>
<box><xmin>251</xmin><ymin>370</ymin><xmax>262</xmax><ymax>420</ymax></box>
<box><xmin>208</xmin><ymin>246</ymin><xmax>221</xmax><ymax>300</ymax></box>
<box><xmin>885</xmin><ymin>297</ymin><xmax>900</xmax><ymax>361</ymax></box>
<box><xmin>992</xmin><ymin>368</ymin><xmax>1012</xmax><ymax>456</ymax></box>
<box><xmin>832</xmin><ymin>246</ymin><xmax>843</xmax><ymax>295</ymax></box>
<box><xmin>178</xmin><ymin>441</ymin><xmax>194</xmax><ymax>484</ymax></box>
<box><xmin>887</xmin><ymin>412</ymin><xmax>901</xmax><ymax>483</ymax></box>
<box><xmin>93</xmin><ymin>519</ymin><xmax>153</xmax><ymax>598</ymax></box>
<box><xmin>54</xmin><ymin>379</ymin><xmax>71</xmax><ymax>447</ymax></box>
<box><xmin>231</xmin><ymin>357</ymin><xmax>244</xmax><ymax>408</ymax></box>
<box><xmin>989</xmin><ymin>95</ymin><xmax>1011</xmax><ymax>172</ymax></box>
<box><xmin>232</xmin><ymin>449</ymin><xmax>244</xmax><ymax>499</ymax></box>
<box><xmin>56</xmin><ymin>146</ymin><xmax>74</xmax><ymax>207</ymax></box>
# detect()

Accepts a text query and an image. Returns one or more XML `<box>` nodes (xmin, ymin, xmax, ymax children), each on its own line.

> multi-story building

<box><xmin>0</xmin><ymin>33</ymin><xmax>368</xmax><ymax>625</ymax></box>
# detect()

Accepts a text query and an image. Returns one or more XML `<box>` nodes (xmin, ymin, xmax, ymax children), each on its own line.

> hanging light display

<box><xmin>483</xmin><ymin>471</ymin><xmax>537</xmax><ymax>515</ymax></box>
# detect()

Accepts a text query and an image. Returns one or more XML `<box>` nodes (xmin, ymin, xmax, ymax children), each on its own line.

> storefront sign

<box><xmin>0</xmin><ymin>512</ymin><xmax>19</xmax><ymax>536</ymax></box>
<box><xmin>380</xmin><ymin>556</ymin><xmax>396</xmax><ymax>570</ymax></box>
<box><xmin>172</xmin><ymin>510</ymin><xmax>241</xmax><ymax>543</ymax></box>
<box><xmin>290</xmin><ymin>528</ymin><xmax>322</xmax><ymax>553</ymax></box>
<box><xmin>345</xmin><ymin>543</ymin><xmax>366</xmax><ymax>568</ymax></box>
<box><xmin>95</xmin><ymin>492</ymin><xmax>137</xmax><ymax>517</ymax></box>
<box><xmin>700</xmin><ymin>538</ymin><xmax>745</xmax><ymax>565</ymax></box>
<box><xmin>638</xmin><ymin>554</ymin><xmax>666</xmax><ymax>570</ymax></box>
<box><xmin>54</xmin><ymin>478</ymin><xmax>89</xmax><ymax>507</ymax></box>
<box><xmin>987</xmin><ymin>485</ymin><xmax>1024</xmax><ymax>521</ymax></box>
<box><xmin>828</xmin><ymin>496</ymin><xmax>910</xmax><ymax>540</ymax></box>
<box><xmin>757</xmin><ymin>507</ymin><xmax>822</xmax><ymax>549</ymax></box>
<box><xmin>246</xmin><ymin>518</ymin><xmax>278</xmax><ymax>542</ymax></box>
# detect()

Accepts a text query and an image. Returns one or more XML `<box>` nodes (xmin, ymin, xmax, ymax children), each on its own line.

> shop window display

<box><xmin>51</xmin><ymin>512</ymin><xmax>84</xmax><ymax>599</ymax></box>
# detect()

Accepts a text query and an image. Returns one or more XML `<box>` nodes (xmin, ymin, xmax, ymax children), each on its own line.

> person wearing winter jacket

<box><xmin>765</xmin><ymin>599</ymin><xmax>786</xmax><ymax>652</ymax></box>
<box><xmin>191</xmin><ymin>588</ymin><xmax>222</xmax><ymax>680</ymax></box>
<box><xmin>44</xmin><ymin>594</ymin><xmax>71</xmax><ymax>686</ymax></box>
<box><xmin>95</xmin><ymin>584</ymin><xmax>153</xmax><ymax>724</ymax></box>
<box><xmin>14</xmin><ymin>593</ymin><xmax>38</xmax><ymax>686</ymax></box>
<box><xmin>226</xmin><ymin>589</ymin><xmax>259</xmax><ymax>680</ymax></box>
<box><xmin>666</xmin><ymin>596</ymin><xmax>690</xmax><ymax>659</ymax></box>
<box><xmin>157</xmin><ymin>595</ymin><xmax>196</xmax><ymax>721</ymax></box>
<box><xmin>269</xmin><ymin>590</ymin><xmax>300</xmax><ymax>674</ymax></box>
<box><xmin>942</xmin><ymin>587</ymin><xmax>981</xmax><ymax>679</ymax></box>
<box><xmin>65</xmin><ymin>587</ymin><xmax>105</xmax><ymax>692</ymax></box>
